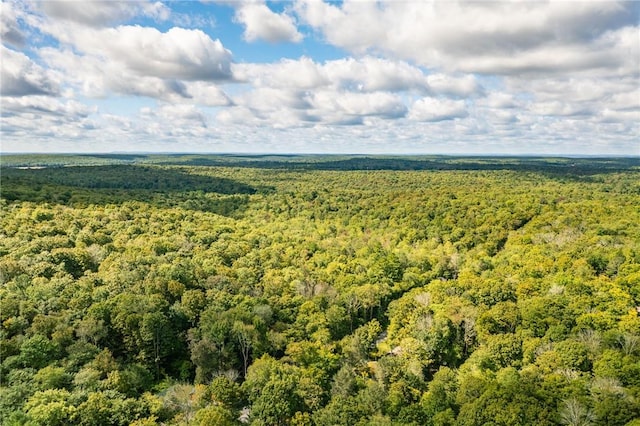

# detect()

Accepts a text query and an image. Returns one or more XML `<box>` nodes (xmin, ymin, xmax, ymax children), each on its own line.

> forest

<box><xmin>1</xmin><ymin>154</ymin><xmax>639</xmax><ymax>426</ymax></box>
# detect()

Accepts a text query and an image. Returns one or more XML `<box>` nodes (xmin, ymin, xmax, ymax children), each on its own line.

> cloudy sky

<box><xmin>1</xmin><ymin>0</ymin><xmax>639</xmax><ymax>155</ymax></box>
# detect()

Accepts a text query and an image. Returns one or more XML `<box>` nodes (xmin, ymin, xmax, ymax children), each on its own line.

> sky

<box><xmin>1</xmin><ymin>0</ymin><xmax>639</xmax><ymax>155</ymax></box>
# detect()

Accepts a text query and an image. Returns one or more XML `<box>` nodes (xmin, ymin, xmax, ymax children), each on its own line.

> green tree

<box><xmin>23</xmin><ymin>389</ymin><xmax>75</xmax><ymax>426</ymax></box>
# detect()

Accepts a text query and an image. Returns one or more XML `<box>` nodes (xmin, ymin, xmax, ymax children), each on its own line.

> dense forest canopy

<box><xmin>1</xmin><ymin>155</ymin><xmax>639</xmax><ymax>425</ymax></box>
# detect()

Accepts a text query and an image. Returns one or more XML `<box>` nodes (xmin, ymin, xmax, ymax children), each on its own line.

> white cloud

<box><xmin>425</xmin><ymin>74</ymin><xmax>481</xmax><ymax>98</ymax></box>
<box><xmin>2</xmin><ymin>0</ymin><xmax>638</xmax><ymax>155</ymax></box>
<box><xmin>235</xmin><ymin>2</ymin><xmax>302</xmax><ymax>43</ymax></box>
<box><xmin>171</xmin><ymin>12</ymin><xmax>217</xmax><ymax>30</ymax></box>
<box><xmin>30</xmin><ymin>17</ymin><xmax>236</xmax><ymax>105</ymax></box>
<box><xmin>39</xmin><ymin>0</ymin><xmax>170</xmax><ymax>27</ymax></box>
<box><xmin>599</xmin><ymin>108</ymin><xmax>640</xmax><ymax>125</ymax></box>
<box><xmin>487</xmin><ymin>110</ymin><xmax>519</xmax><ymax>125</ymax></box>
<box><xmin>409</xmin><ymin>98</ymin><xmax>468</xmax><ymax>122</ymax></box>
<box><xmin>38</xmin><ymin>47</ymin><xmax>185</xmax><ymax>101</ymax></box>
<box><xmin>0</xmin><ymin>1</ymin><xmax>27</xmax><ymax>46</ymax></box>
<box><xmin>235</xmin><ymin>56</ymin><xmax>435</xmax><ymax>94</ymax></box>
<box><xmin>229</xmin><ymin>56</ymin><xmax>436</xmax><ymax>127</ymax></box>
<box><xmin>323</xmin><ymin>57</ymin><xmax>429</xmax><ymax>93</ymax></box>
<box><xmin>507</xmin><ymin>76</ymin><xmax>637</xmax><ymax>104</ymax></box>
<box><xmin>219</xmin><ymin>88</ymin><xmax>316</xmax><ymax>128</ymax></box>
<box><xmin>294</xmin><ymin>0</ymin><xmax>385</xmax><ymax>54</ymax></box>
<box><xmin>309</xmin><ymin>90</ymin><xmax>407</xmax><ymax>120</ymax></box>
<box><xmin>218</xmin><ymin>104</ymin><xmax>315</xmax><ymax>129</ymax></box>
<box><xmin>530</xmin><ymin>101</ymin><xmax>593</xmax><ymax>117</ymax></box>
<box><xmin>225</xmin><ymin>86</ymin><xmax>408</xmax><ymax>128</ymax></box>
<box><xmin>2</xmin><ymin>95</ymin><xmax>94</xmax><ymax>118</ymax></box>
<box><xmin>52</xmin><ymin>25</ymin><xmax>233</xmax><ymax>81</ymax></box>
<box><xmin>294</xmin><ymin>0</ymin><xmax>639</xmax><ymax>76</ymax></box>
<box><xmin>239</xmin><ymin>87</ymin><xmax>311</xmax><ymax>111</ymax></box>
<box><xmin>217</xmin><ymin>84</ymin><xmax>409</xmax><ymax>129</ymax></box>
<box><xmin>234</xmin><ymin>57</ymin><xmax>328</xmax><ymax>89</ymax></box>
<box><xmin>216</xmin><ymin>106</ymin><xmax>260</xmax><ymax>126</ymax></box>
<box><xmin>184</xmin><ymin>82</ymin><xmax>233</xmax><ymax>107</ymax></box>
<box><xmin>480</xmin><ymin>92</ymin><xmax>520</xmax><ymax>109</ymax></box>
<box><xmin>503</xmin><ymin>74</ymin><xmax>640</xmax><ymax>128</ymax></box>
<box><xmin>1</xmin><ymin>96</ymin><xmax>98</xmax><ymax>143</ymax></box>
<box><xmin>25</xmin><ymin>3</ymin><xmax>233</xmax><ymax>87</ymax></box>
<box><xmin>608</xmin><ymin>90</ymin><xmax>640</xmax><ymax>112</ymax></box>
<box><xmin>450</xmin><ymin>35</ymin><xmax>624</xmax><ymax>76</ymax></box>
<box><xmin>38</xmin><ymin>45</ymin><xmax>234</xmax><ymax>106</ymax></box>
<box><xmin>115</xmin><ymin>77</ymin><xmax>191</xmax><ymax>101</ymax></box>
<box><xmin>142</xmin><ymin>103</ymin><xmax>209</xmax><ymax>127</ymax></box>
<box><xmin>1</xmin><ymin>46</ymin><xmax>60</xmax><ymax>96</ymax></box>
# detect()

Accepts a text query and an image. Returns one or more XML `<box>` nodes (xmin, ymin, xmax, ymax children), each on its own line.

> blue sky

<box><xmin>1</xmin><ymin>0</ymin><xmax>639</xmax><ymax>155</ymax></box>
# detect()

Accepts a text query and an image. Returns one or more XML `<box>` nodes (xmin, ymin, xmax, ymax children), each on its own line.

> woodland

<box><xmin>0</xmin><ymin>154</ymin><xmax>639</xmax><ymax>426</ymax></box>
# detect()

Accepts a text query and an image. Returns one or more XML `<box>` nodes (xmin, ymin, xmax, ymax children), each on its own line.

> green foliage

<box><xmin>193</xmin><ymin>405</ymin><xmax>238</xmax><ymax>425</ymax></box>
<box><xmin>19</xmin><ymin>334</ymin><xmax>59</xmax><ymax>369</ymax></box>
<box><xmin>24</xmin><ymin>389</ymin><xmax>75</xmax><ymax>426</ymax></box>
<box><xmin>1</xmin><ymin>155</ymin><xmax>639</xmax><ymax>425</ymax></box>
<box><xmin>33</xmin><ymin>365</ymin><xmax>71</xmax><ymax>390</ymax></box>
<box><xmin>456</xmin><ymin>368</ymin><xmax>556</xmax><ymax>426</ymax></box>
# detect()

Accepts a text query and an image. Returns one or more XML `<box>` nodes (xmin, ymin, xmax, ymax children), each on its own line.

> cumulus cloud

<box><xmin>3</xmin><ymin>0</ymin><xmax>638</xmax><ymax>155</ymax></box>
<box><xmin>141</xmin><ymin>103</ymin><xmax>209</xmax><ymax>127</ymax></box>
<box><xmin>426</xmin><ymin>74</ymin><xmax>481</xmax><ymax>98</ymax></box>
<box><xmin>408</xmin><ymin>98</ymin><xmax>468</xmax><ymax>122</ymax></box>
<box><xmin>599</xmin><ymin>108</ymin><xmax>640</xmax><ymax>124</ymax></box>
<box><xmin>239</xmin><ymin>87</ymin><xmax>311</xmax><ymax>112</ymax></box>
<box><xmin>1</xmin><ymin>96</ymin><xmax>98</xmax><ymax>143</ymax></box>
<box><xmin>1</xmin><ymin>46</ymin><xmax>60</xmax><ymax>96</ymax></box>
<box><xmin>184</xmin><ymin>82</ymin><xmax>233</xmax><ymax>107</ymax></box>
<box><xmin>225</xmin><ymin>85</ymin><xmax>408</xmax><ymax>128</ymax></box>
<box><xmin>309</xmin><ymin>91</ymin><xmax>407</xmax><ymax>120</ymax></box>
<box><xmin>507</xmin><ymin>76</ymin><xmax>638</xmax><ymax>104</ymax></box>
<box><xmin>39</xmin><ymin>0</ymin><xmax>170</xmax><ymax>27</ymax></box>
<box><xmin>235</xmin><ymin>56</ymin><xmax>442</xmax><ymax>94</ymax></box>
<box><xmin>229</xmin><ymin>56</ymin><xmax>441</xmax><ymax>127</ymax></box>
<box><xmin>217</xmin><ymin>83</ymin><xmax>410</xmax><ymax>129</ymax></box>
<box><xmin>39</xmin><ymin>47</ymin><xmax>186</xmax><ymax>101</ymax></box>
<box><xmin>218</xmin><ymin>88</ymin><xmax>316</xmax><ymax>129</ymax></box>
<box><xmin>1</xmin><ymin>1</ymin><xmax>27</xmax><ymax>46</ymax></box>
<box><xmin>608</xmin><ymin>90</ymin><xmax>640</xmax><ymax>112</ymax></box>
<box><xmin>479</xmin><ymin>92</ymin><xmax>520</xmax><ymax>110</ymax></box>
<box><xmin>530</xmin><ymin>101</ymin><xmax>593</xmax><ymax>117</ymax></box>
<box><xmin>39</xmin><ymin>44</ymin><xmax>234</xmax><ymax>105</ymax></box>
<box><xmin>294</xmin><ymin>0</ymin><xmax>385</xmax><ymax>54</ymax></box>
<box><xmin>233</xmin><ymin>57</ymin><xmax>328</xmax><ymax>89</ymax></box>
<box><xmin>294</xmin><ymin>0</ymin><xmax>639</xmax><ymax>76</ymax></box>
<box><xmin>217</xmin><ymin>106</ymin><xmax>259</xmax><ymax>126</ymax></box>
<box><xmin>48</xmin><ymin>25</ymin><xmax>233</xmax><ymax>81</ymax></box>
<box><xmin>504</xmin><ymin>74</ymin><xmax>640</xmax><ymax>127</ymax></box>
<box><xmin>486</xmin><ymin>110</ymin><xmax>519</xmax><ymax>125</ymax></box>
<box><xmin>323</xmin><ymin>57</ymin><xmax>429</xmax><ymax>93</ymax></box>
<box><xmin>235</xmin><ymin>2</ymin><xmax>302</xmax><ymax>43</ymax></box>
<box><xmin>2</xmin><ymin>95</ymin><xmax>95</xmax><ymax>118</ymax></box>
<box><xmin>217</xmin><ymin>104</ymin><xmax>316</xmax><ymax>129</ymax></box>
<box><xmin>23</xmin><ymin>1</ymin><xmax>234</xmax><ymax>98</ymax></box>
<box><xmin>31</xmin><ymin>21</ymin><xmax>235</xmax><ymax>103</ymax></box>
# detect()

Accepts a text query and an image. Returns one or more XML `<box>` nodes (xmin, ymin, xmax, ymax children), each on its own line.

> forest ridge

<box><xmin>0</xmin><ymin>155</ymin><xmax>639</xmax><ymax>425</ymax></box>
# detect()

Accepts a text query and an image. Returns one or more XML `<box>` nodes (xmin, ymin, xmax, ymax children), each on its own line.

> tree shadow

<box><xmin>1</xmin><ymin>165</ymin><xmax>264</xmax><ymax>217</ymax></box>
